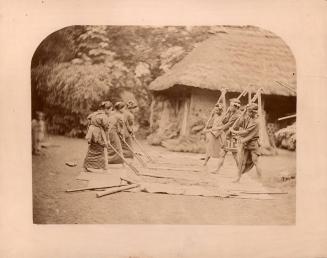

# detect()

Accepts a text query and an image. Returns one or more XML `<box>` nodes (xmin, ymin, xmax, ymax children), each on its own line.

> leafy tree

<box><xmin>31</xmin><ymin>26</ymin><xmax>83</xmax><ymax>67</ymax></box>
<box><xmin>32</xmin><ymin>25</ymin><xmax>218</xmax><ymax>136</ymax></box>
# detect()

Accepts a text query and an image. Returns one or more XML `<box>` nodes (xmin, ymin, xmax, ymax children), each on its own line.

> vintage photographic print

<box><xmin>31</xmin><ymin>25</ymin><xmax>296</xmax><ymax>224</ymax></box>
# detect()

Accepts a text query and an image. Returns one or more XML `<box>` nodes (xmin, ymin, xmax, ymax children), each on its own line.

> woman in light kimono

<box><xmin>203</xmin><ymin>103</ymin><xmax>225</xmax><ymax>166</ymax></box>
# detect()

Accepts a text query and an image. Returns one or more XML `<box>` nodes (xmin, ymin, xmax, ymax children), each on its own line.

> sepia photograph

<box><xmin>1</xmin><ymin>0</ymin><xmax>327</xmax><ymax>257</ymax></box>
<box><xmin>32</xmin><ymin>25</ymin><xmax>296</xmax><ymax>224</ymax></box>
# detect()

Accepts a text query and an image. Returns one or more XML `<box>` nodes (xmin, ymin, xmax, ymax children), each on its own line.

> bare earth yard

<box><xmin>33</xmin><ymin>136</ymin><xmax>296</xmax><ymax>224</ymax></box>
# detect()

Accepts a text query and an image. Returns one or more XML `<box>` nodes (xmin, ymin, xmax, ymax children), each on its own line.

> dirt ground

<box><xmin>33</xmin><ymin>136</ymin><xmax>296</xmax><ymax>224</ymax></box>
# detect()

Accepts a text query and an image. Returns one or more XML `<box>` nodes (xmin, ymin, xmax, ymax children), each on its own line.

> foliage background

<box><xmin>31</xmin><ymin>25</ymin><xmax>219</xmax><ymax>137</ymax></box>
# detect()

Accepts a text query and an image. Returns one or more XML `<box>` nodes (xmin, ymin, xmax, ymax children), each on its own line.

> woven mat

<box><xmin>74</xmin><ymin>156</ymin><xmax>285</xmax><ymax>199</ymax></box>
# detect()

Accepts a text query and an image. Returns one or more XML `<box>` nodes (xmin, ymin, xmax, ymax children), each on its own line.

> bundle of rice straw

<box><xmin>275</xmin><ymin>123</ymin><xmax>296</xmax><ymax>151</ymax></box>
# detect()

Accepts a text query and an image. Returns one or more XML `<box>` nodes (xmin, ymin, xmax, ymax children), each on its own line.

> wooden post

<box><xmin>149</xmin><ymin>98</ymin><xmax>156</xmax><ymax>130</ymax></box>
<box><xmin>180</xmin><ymin>98</ymin><xmax>190</xmax><ymax>136</ymax></box>
<box><xmin>248</xmin><ymin>90</ymin><xmax>251</xmax><ymax>104</ymax></box>
<box><xmin>258</xmin><ymin>93</ymin><xmax>271</xmax><ymax>149</ymax></box>
<box><xmin>222</xmin><ymin>91</ymin><xmax>227</xmax><ymax>112</ymax></box>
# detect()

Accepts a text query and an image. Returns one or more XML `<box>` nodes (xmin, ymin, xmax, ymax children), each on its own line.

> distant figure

<box><xmin>211</xmin><ymin>98</ymin><xmax>242</xmax><ymax>173</ymax></box>
<box><xmin>83</xmin><ymin>101</ymin><xmax>112</xmax><ymax>171</ymax></box>
<box><xmin>231</xmin><ymin>103</ymin><xmax>262</xmax><ymax>183</ymax></box>
<box><xmin>122</xmin><ymin>100</ymin><xmax>138</xmax><ymax>158</ymax></box>
<box><xmin>266</xmin><ymin>122</ymin><xmax>278</xmax><ymax>155</ymax></box>
<box><xmin>203</xmin><ymin>103</ymin><xmax>225</xmax><ymax>166</ymax></box>
<box><xmin>32</xmin><ymin>111</ymin><xmax>46</xmax><ymax>155</ymax></box>
<box><xmin>106</xmin><ymin>102</ymin><xmax>125</xmax><ymax>164</ymax></box>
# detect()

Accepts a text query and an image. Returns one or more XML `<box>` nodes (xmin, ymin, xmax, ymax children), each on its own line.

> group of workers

<box><xmin>203</xmin><ymin>97</ymin><xmax>262</xmax><ymax>183</ymax></box>
<box><xmin>83</xmin><ymin>100</ymin><xmax>138</xmax><ymax>171</ymax></box>
<box><xmin>83</xmin><ymin>94</ymin><xmax>262</xmax><ymax>183</ymax></box>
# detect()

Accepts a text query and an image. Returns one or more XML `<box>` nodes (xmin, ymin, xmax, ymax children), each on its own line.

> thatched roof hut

<box><xmin>149</xmin><ymin>26</ymin><xmax>296</xmax><ymax>96</ymax></box>
<box><xmin>147</xmin><ymin>26</ymin><xmax>296</xmax><ymax>153</ymax></box>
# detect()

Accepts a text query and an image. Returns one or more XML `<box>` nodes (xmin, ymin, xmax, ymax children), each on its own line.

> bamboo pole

<box><xmin>100</xmin><ymin>128</ymin><xmax>141</xmax><ymax>175</ymax></box>
<box><xmin>222</xmin><ymin>89</ymin><xmax>227</xmax><ymax>112</ymax></box>
<box><xmin>237</xmin><ymin>89</ymin><xmax>248</xmax><ymax>100</ymax></box>
<box><xmin>230</xmin><ymin>88</ymin><xmax>263</xmax><ymax>131</ymax></box>
<box><xmin>275</xmin><ymin>81</ymin><xmax>296</xmax><ymax>94</ymax></box>
<box><xmin>204</xmin><ymin>88</ymin><xmax>227</xmax><ymax>130</ymax></box>
<box><xmin>248</xmin><ymin>90</ymin><xmax>251</xmax><ymax>104</ymax></box>
<box><xmin>258</xmin><ymin>89</ymin><xmax>264</xmax><ymax>146</ymax></box>
<box><xmin>278</xmin><ymin>114</ymin><xmax>296</xmax><ymax>121</ymax></box>
<box><xmin>204</xmin><ymin>89</ymin><xmax>245</xmax><ymax>132</ymax></box>
<box><xmin>108</xmin><ymin>141</ymin><xmax>141</xmax><ymax>175</ymax></box>
<box><xmin>66</xmin><ymin>184</ymin><xmax>123</xmax><ymax>193</ymax></box>
<box><xmin>96</xmin><ymin>184</ymin><xmax>139</xmax><ymax>198</ymax></box>
<box><xmin>132</xmin><ymin>135</ymin><xmax>154</xmax><ymax>163</ymax></box>
<box><xmin>120</xmin><ymin>135</ymin><xmax>147</xmax><ymax>168</ymax></box>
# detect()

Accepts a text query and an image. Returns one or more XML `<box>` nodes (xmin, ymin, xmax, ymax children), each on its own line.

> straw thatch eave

<box><xmin>149</xmin><ymin>27</ymin><xmax>296</xmax><ymax>97</ymax></box>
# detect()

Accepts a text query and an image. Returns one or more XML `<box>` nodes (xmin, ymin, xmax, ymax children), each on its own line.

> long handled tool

<box><xmin>132</xmin><ymin>135</ymin><xmax>154</xmax><ymax>163</ymax></box>
<box><xmin>230</xmin><ymin>88</ymin><xmax>264</xmax><ymax>132</ymax></box>
<box><xmin>100</xmin><ymin>129</ymin><xmax>141</xmax><ymax>175</ymax></box>
<box><xmin>227</xmin><ymin>88</ymin><xmax>263</xmax><ymax>154</ymax></box>
<box><xmin>108</xmin><ymin>140</ymin><xmax>141</xmax><ymax>176</ymax></box>
<box><xmin>204</xmin><ymin>88</ymin><xmax>227</xmax><ymax>130</ymax></box>
<box><xmin>120</xmin><ymin>135</ymin><xmax>147</xmax><ymax>168</ymax></box>
<box><xmin>210</xmin><ymin>89</ymin><xmax>248</xmax><ymax>129</ymax></box>
<box><xmin>204</xmin><ymin>89</ymin><xmax>249</xmax><ymax>134</ymax></box>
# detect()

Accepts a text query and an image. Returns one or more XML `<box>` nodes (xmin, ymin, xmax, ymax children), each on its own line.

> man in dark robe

<box><xmin>231</xmin><ymin>103</ymin><xmax>262</xmax><ymax>183</ymax></box>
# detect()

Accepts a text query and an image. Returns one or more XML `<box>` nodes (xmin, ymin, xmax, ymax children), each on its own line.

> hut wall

<box><xmin>188</xmin><ymin>88</ymin><xmax>219</xmax><ymax>134</ymax></box>
<box><xmin>149</xmin><ymin>93</ymin><xmax>190</xmax><ymax>139</ymax></box>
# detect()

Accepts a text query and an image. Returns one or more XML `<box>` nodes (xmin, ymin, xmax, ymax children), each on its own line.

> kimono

<box><xmin>83</xmin><ymin>110</ymin><xmax>109</xmax><ymax>170</ymax></box>
<box><xmin>216</xmin><ymin>110</ymin><xmax>241</xmax><ymax>152</ymax></box>
<box><xmin>106</xmin><ymin>112</ymin><xmax>125</xmax><ymax>164</ymax></box>
<box><xmin>205</xmin><ymin>113</ymin><xmax>225</xmax><ymax>158</ymax></box>
<box><xmin>236</xmin><ymin>115</ymin><xmax>261</xmax><ymax>174</ymax></box>
<box><xmin>121</xmin><ymin>109</ymin><xmax>135</xmax><ymax>158</ymax></box>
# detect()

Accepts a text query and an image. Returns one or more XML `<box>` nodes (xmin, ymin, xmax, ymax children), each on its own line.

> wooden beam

<box><xmin>149</xmin><ymin>98</ymin><xmax>156</xmax><ymax>130</ymax></box>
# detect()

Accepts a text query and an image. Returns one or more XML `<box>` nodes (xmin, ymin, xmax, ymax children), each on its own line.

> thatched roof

<box><xmin>149</xmin><ymin>26</ymin><xmax>296</xmax><ymax>96</ymax></box>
